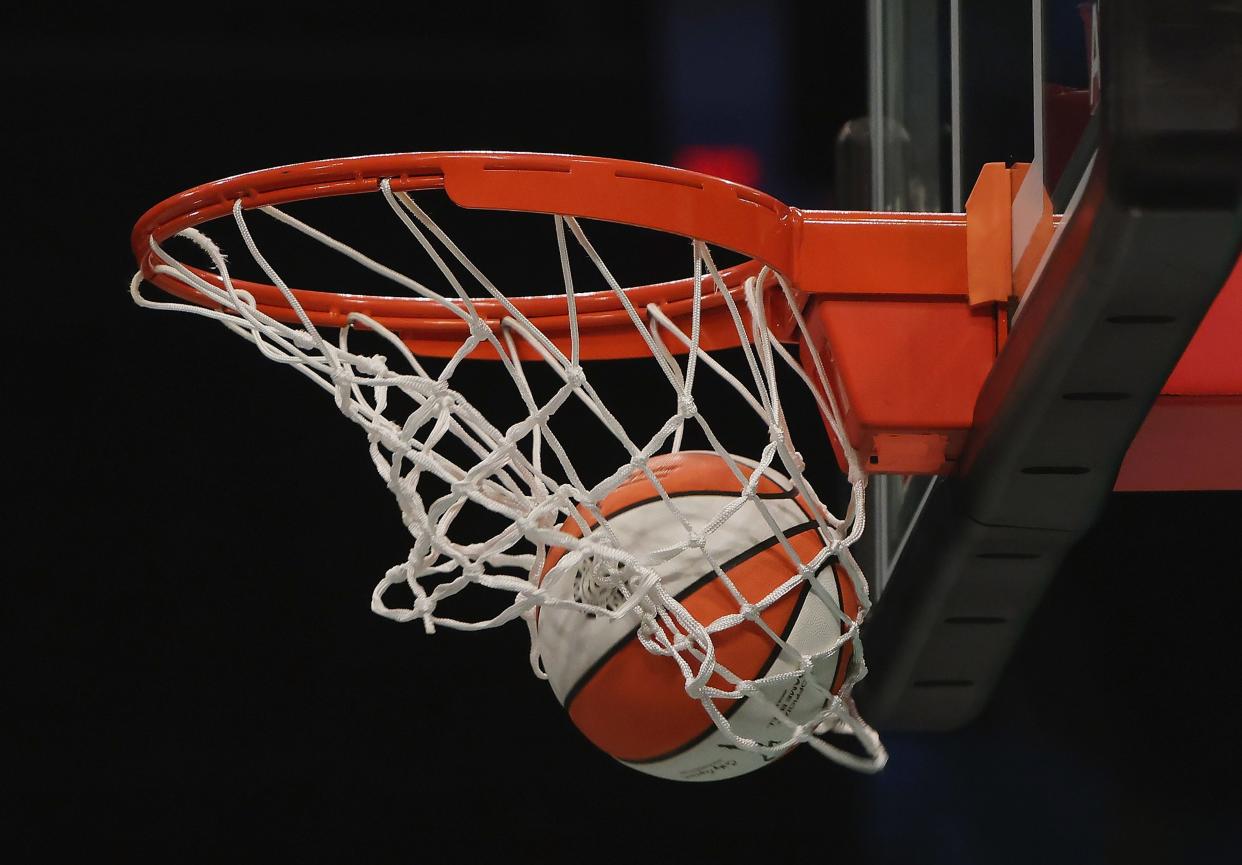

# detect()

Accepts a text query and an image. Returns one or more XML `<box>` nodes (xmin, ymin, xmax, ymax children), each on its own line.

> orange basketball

<box><xmin>537</xmin><ymin>451</ymin><xmax>858</xmax><ymax>781</ymax></box>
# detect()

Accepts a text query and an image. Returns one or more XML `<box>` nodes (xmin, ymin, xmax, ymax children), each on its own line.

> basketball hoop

<box><xmin>130</xmin><ymin>151</ymin><xmax>888</xmax><ymax>777</ymax></box>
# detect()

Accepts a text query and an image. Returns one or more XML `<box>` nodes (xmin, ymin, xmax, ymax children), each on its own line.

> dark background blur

<box><xmin>7</xmin><ymin>2</ymin><xmax>1239</xmax><ymax>862</ymax></box>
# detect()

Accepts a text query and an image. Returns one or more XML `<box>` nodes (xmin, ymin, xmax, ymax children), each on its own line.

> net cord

<box><xmin>130</xmin><ymin>188</ymin><xmax>888</xmax><ymax>773</ymax></box>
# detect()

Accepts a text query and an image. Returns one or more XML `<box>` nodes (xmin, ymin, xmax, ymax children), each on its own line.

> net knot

<box><xmin>531</xmin><ymin>405</ymin><xmax>554</xmax><ymax>426</ymax></box>
<box><xmin>677</xmin><ymin>395</ymin><xmax>698</xmax><ymax>419</ymax></box>
<box><xmin>556</xmin><ymin>483</ymin><xmax>583</xmax><ymax>507</ymax></box>
<box><xmin>334</xmin><ymin>378</ymin><xmax>355</xmax><ymax>414</ymax></box>
<box><xmin>685</xmin><ymin>532</ymin><xmax>707</xmax><ymax>550</ymax></box>
<box><xmin>564</xmin><ymin>366</ymin><xmax>587</xmax><ymax>389</ymax></box>
<box><xmin>355</xmin><ymin>354</ymin><xmax>388</xmax><ymax>377</ymax></box>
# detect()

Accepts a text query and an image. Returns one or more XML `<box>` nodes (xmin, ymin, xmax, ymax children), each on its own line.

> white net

<box><xmin>130</xmin><ymin>179</ymin><xmax>888</xmax><ymax>774</ymax></box>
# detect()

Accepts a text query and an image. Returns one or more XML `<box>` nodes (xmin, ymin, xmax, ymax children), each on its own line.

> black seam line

<box><xmin>589</xmin><ymin>487</ymin><xmax>800</xmax><ymax>526</ymax></box>
<box><xmin>555</xmin><ymin>488</ymin><xmax>801</xmax><ymax>568</ymax></box>
<box><xmin>829</xmin><ymin>564</ymin><xmax>850</xmax><ymax>693</ymax></box>
<box><xmin>541</xmin><ymin>487</ymin><xmax>799</xmax><ymax>588</ymax></box>
<box><xmin>627</xmin><ymin>549</ymin><xmax>846</xmax><ymax>767</ymax></box>
<box><xmin>564</xmin><ymin>519</ymin><xmax>832</xmax><ymax>754</ymax></box>
<box><xmin>564</xmin><ymin>518</ymin><xmax>823</xmax><ymax>708</ymax></box>
<box><xmin>625</xmin><ymin>582</ymin><xmax>813</xmax><ymax>766</ymax></box>
<box><xmin>657</xmin><ymin>519</ymin><xmax>824</xmax><ymax>610</ymax></box>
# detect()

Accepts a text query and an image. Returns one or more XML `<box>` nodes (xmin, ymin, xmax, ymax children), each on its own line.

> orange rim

<box><xmin>132</xmin><ymin>152</ymin><xmax>798</xmax><ymax>359</ymax></box>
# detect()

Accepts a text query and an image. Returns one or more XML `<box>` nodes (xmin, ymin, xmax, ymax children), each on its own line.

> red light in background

<box><xmin>673</xmin><ymin>145</ymin><xmax>763</xmax><ymax>188</ymax></box>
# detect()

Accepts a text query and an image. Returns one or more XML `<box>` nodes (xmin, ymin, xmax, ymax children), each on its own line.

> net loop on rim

<box><xmin>130</xmin><ymin>153</ymin><xmax>887</xmax><ymax>774</ymax></box>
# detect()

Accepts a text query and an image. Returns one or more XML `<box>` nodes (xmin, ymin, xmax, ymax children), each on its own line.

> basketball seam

<box><xmin>565</xmin><ymin>487</ymin><xmax>800</xmax><ymax>540</ymax></box>
<box><xmin>625</xmin><ymin>557</ymin><xmax>845</xmax><ymax>767</ymax></box>
<box><xmin>563</xmin><ymin>518</ymin><xmax>825</xmax><ymax>716</ymax></box>
<box><xmin>566</xmin><ymin>514</ymin><xmax>839</xmax><ymax>765</ymax></box>
<box><xmin>538</xmin><ymin>489</ymin><xmax>800</xmax><ymax>591</ymax></box>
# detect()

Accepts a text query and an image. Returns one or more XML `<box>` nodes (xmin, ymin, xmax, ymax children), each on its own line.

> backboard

<box><xmin>849</xmin><ymin>0</ymin><xmax>1102</xmax><ymax>598</ymax></box>
<box><xmin>845</xmin><ymin>0</ymin><xmax>1241</xmax><ymax>729</ymax></box>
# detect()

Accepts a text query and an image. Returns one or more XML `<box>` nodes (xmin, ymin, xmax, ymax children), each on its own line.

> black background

<box><xmin>8</xmin><ymin>3</ymin><xmax>1240</xmax><ymax>863</ymax></box>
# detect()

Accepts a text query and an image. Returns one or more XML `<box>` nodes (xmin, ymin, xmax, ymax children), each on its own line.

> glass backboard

<box><xmin>851</xmin><ymin>0</ymin><xmax>1100</xmax><ymax>595</ymax></box>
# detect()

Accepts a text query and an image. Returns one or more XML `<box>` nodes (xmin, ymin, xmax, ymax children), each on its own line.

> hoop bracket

<box><xmin>132</xmin><ymin>151</ymin><xmax>1011</xmax><ymax>474</ymax></box>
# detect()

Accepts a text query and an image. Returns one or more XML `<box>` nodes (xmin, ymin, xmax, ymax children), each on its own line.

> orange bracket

<box><xmin>963</xmin><ymin>162</ymin><xmax>1058</xmax><ymax>306</ymax></box>
<box><xmin>965</xmin><ymin>164</ymin><xmax>1014</xmax><ymax>306</ymax></box>
<box><xmin>793</xmin><ymin>209</ymin><xmax>1002</xmax><ymax>475</ymax></box>
<box><xmin>790</xmin><ymin>164</ymin><xmax>1074</xmax><ymax>476</ymax></box>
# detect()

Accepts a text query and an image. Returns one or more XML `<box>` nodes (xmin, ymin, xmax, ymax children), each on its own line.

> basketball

<box><xmin>536</xmin><ymin>451</ymin><xmax>859</xmax><ymax>781</ymax></box>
